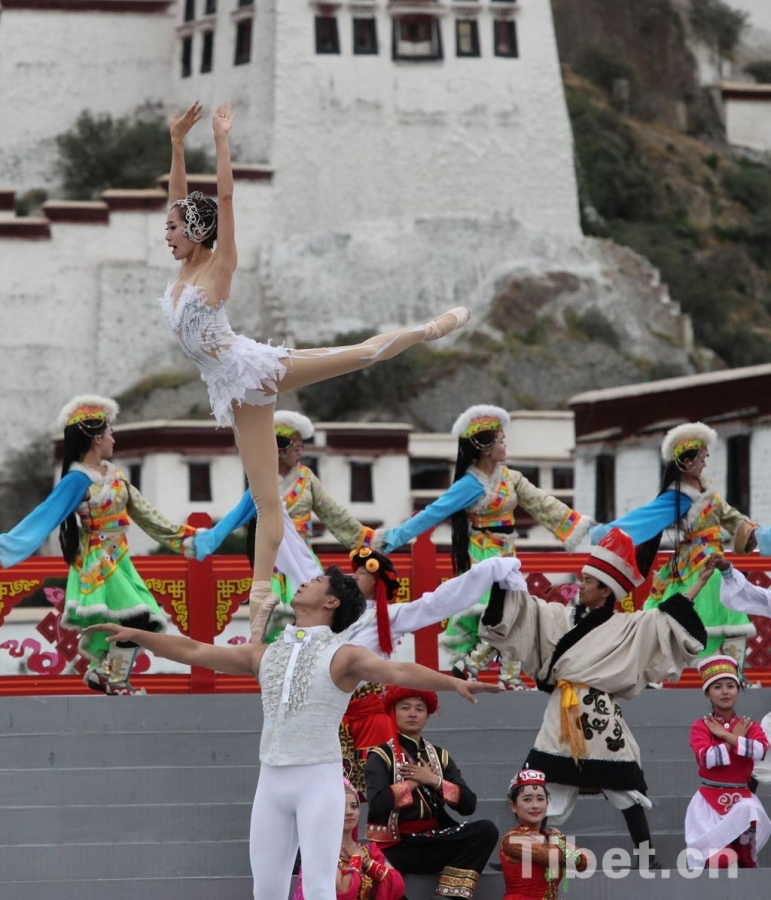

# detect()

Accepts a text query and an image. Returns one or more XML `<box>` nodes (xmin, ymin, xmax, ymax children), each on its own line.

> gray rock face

<box><xmin>262</xmin><ymin>215</ymin><xmax>690</xmax><ymax>352</ymax></box>
<box><xmin>1</xmin><ymin>215</ymin><xmax>708</xmax><ymax>476</ymax></box>
<box><xmin>245</xmin><ymin>215</ymin><xmax>706</xmax><ymax>428</ymax></box>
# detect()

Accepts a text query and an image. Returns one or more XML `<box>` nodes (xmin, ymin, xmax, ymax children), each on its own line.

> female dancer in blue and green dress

<box><xmin>375</xmin><ymin>404</ymin><xmax>591</xmax><ymax>684</ymax></box>
<box><xmin>591</xmin><ymin>422</ymin><xmax>763</xmax><ymax>664</ymax></box>
<box><xmin>0</xmin><ymin>395</ymin><xmax>197</xmax><ymax>693</ymax></box>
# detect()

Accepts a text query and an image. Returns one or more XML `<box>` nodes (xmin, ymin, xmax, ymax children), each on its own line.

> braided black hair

<box><xmin>58</xmin><ymin>418</ymin><xmax>109</xmax><ymax>565</ymax></box>
<box><xmin>450</xmin><ymin>430</ymin><xmax>499</xmax><ymax>575</ymax></box>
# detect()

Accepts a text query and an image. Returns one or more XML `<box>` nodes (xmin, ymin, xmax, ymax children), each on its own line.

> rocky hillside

<box><xmin>568</xmin><ymin>75</ymin><xmax>771</xmax><ymax>367</ymax></box>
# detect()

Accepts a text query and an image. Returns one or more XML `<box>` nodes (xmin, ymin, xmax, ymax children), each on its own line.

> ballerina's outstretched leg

<box><xmin>236</xmin><ymin>307</ymin><xmax>470</xmax><ymax>618</ymax></box>
<box><xmin>278</xmin><ymin>307</ymin><xmax>469</xmax><ymax>391</ymax></box>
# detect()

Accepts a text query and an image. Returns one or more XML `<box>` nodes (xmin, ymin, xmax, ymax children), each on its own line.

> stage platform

<box><xmin>2</xmin><ymin>690</ymin><xmax>771</xmax><ymax>899</ymax></box>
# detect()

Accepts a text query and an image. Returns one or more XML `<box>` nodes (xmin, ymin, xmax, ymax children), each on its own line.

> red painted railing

<box><xmin>2</xmin><ymin>518</ymin><xmax>771</xmax><ymax>694</ymax></box>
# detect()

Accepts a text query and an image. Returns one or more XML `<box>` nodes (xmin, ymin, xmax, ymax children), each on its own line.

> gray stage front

<box><xmin>2</xmin><ymin>690</ymin><xmax>770</xmax><ymax>899</ymax></box>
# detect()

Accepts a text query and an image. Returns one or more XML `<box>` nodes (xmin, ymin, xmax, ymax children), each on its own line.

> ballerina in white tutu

<box><xmin>162</xmin><ymin>101</ymin><xmax>470</xmax><ymax>621</ymax></box>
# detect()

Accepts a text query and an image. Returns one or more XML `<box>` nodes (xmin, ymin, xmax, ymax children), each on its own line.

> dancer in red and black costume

<box><xmin>365</xmin><ymin>686</ymin><xmax>498</xmax><ymax>900</ymax></box>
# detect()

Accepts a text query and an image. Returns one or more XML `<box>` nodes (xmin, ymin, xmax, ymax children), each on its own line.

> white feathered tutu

<box><xmin>161</xmin><ymin>283</ymin><xmax>287</xmax><ymax>427</ymax></box>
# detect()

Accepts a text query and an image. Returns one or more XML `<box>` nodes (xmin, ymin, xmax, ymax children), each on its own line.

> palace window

<box><xmin>350</xmin><ymin>461</ymin><xmax>374</xmax><ymax>503</ymax></box>
<box><xmin>189</xmin><ymin>463</ymin><xmax>212</xmax><ymax>503</ymax></box>
<box><xmin>493</xmin><ymin>19</ymin><xmax>518</xmax><ymax>58</ymax></box>
<box><xmin>456</xmin><ymin>20</ymin><xmax>479</xmax><ymax>57</ymax></box>
<box><xmin>393</xmin><ymin>15</ymin><xmax>443</xmax><ymax>61</ymax></box>
<box><xmin>181</xmin><ymin>36</ymin><xmax>193</xmax><ymax>78</ymax></box>
<box><xmin>595</xmin><ymin>455</ymin><xmax>615</xmax><ymax>523</ymax></box>
<box><xmin>517</xmin><ymin>466</ymin><xmax>540</xmax><ymax>488</ymax></box>
<box><xmin>201</xmin><ymin>30</ymin><xmax>214</xmax><ymax>73</ymax></box>
<box><xmin>410</xmin><ymin>461</ymin><xmax>452</xmax><ymax>492</ymax></box>
<box><xmin>315</xmin><ymin>16</ymin><xmax>340</xmax><ymax>54</ymax></box>
<box><xmin>204</xmin><ymin>0</ymin><xmax>216</xmax><ymax>12</ymax></box>
<box><xmin>726</xmin><ymin>434</ymin><xmax>750</xmax><ymax>513</ymax></box>
<box><xmin>184</xmin><ymin>0</ymin><xmax>196</xmax><ymax>22</ymax></box>
<box><xmin>353</xmin><ymin>17</ymin><xmax>378</xmax><ymax>55</ymax></box>
<box><xmin>128</xmin><ymin>463</ymin><xmax>142</xmax><ymax>492</ymax></box>
<box><xmin>234</xmin><ymin>18</ymin><xmax>252</xmax><ymax>65</ymax></box>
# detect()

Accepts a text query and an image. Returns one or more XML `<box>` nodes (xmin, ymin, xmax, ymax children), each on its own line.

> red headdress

<box><xmin>582</xmin><ymin>527</ymin><xmax>642</xmax><ymax>601</ymax></box>
<box><xmin>382</xmin><ymin>686</ymin><xmax>439</xmax><ymax>718</ymax></box>
<box><xmin>382</xmin><ymin>686</ymin><xmax>440</xmax><ymax>762</ymax></box>
<box><xmin>350</xmin><ymin>547</ymin><xmax>399</xmax><ymax>655</ymax></box>
<box><xmin>509</xmin><ymin>768</ymin><xmax>547</xmax><ymax>792</ymax></box>
<box><xmin>697</xmin><ymin>654</ymin><xmax>740</xmax><ymax>694</ymax></box>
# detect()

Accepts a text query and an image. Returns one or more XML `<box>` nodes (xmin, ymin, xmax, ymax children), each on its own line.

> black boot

<box><xmin>621</xmin><ymin>804</ymin><xmax>661</xmax><ymax>870</ymax></box>
<box><xmin>481</xmin><ymin>582</ymin><xmax>507</xmax><ymax>627</ymax></box>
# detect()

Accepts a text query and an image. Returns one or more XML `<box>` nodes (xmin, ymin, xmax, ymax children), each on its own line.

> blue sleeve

<box><xmin>194</xmin><ymin>490</ymin><xmax>255</xmax><ymax>560</ymax></box>
<box><xmin>590</xmin><ymin>489</ymin><xmax>692</xmax><ymax>546</ymax></box>
<box><xmin>756</xmin><ymin>527</ymin><xmax>771</xmax><ymax>557</ymax></box>
<box><xmin>382</xmin><ymin>475</ymin><xmax>484</xmax><ymax>552</ymax></box>
<box><xmin>0</xmin><ymin>471</ymin><xmax>91</xmax><ymax>568</ymax></box>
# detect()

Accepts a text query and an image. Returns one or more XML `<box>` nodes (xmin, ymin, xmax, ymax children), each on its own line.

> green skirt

<box><xmin>643</xmin><ymin>568</ymin><xmax>752</xmax><ymax>659</ymax></box>
<box><xmin>439</xmin><ymin>540</ymin><xmax>500</xmax><ymax>661</ymax></box>
<box><xmin>62</xmin><ymin>553</ymin><xmax>167</xmax><ymax>661</ymax></box>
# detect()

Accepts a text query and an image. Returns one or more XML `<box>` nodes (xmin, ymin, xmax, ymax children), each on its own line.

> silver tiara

<box><xmin>174</xmin><ymin>191</ymin><xmax>217</xmax><ymax>243</ymax></box>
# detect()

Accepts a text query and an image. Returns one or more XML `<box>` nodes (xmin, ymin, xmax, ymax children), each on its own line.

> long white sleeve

<box><xmin>343</xmin><ymin>556</ymin><xmax>527</xmax><ymax>656</ymax></box>
<box><xmin>387</xmin><ymin>556</ymin><xmax>527</xmax><ymax>641</ymax></box>
<box><xmin>275</xmin><ymin>504</ymin><xmax>323</xmax><ymax>588</ymax></box>
<box><xmin>720</xmin><ymin>565</ymin><xmax>771</xmax><ymax>618</ymax></box>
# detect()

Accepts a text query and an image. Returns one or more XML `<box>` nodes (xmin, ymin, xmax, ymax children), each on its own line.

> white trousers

<box><xmin>546</xmin><ymin>783</ymin><xmax>651</xmax><ymax>826</ymax></box>
<box><xmin>249</xmin><ymin>761</ymin><xmax>344</xmax><ymax>900</ymax></box>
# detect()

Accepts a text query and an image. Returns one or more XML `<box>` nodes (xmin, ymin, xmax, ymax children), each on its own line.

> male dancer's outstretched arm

<box><xmin>331</xmin><ymin>644</ymin><xmax>502</xmax><ymax>702</ymax></box>
<box><xmin>86</xmin><ymin>623</ymin><xmax>502</xmax><ymax>703</ymax></box>
<box><xmin>386</xmin><ymin>556</ymin><xmax>528</xmax><ymax>639</ymax></box>
<box><xmin>85</xmin><ymin>624</ymin><xmax>264</xmax><ymax>676</ymax></box>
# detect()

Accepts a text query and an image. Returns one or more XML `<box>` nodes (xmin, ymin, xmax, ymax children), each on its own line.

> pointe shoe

<box><xmin>424</xmin><ymin>307</ymin><xmax>471</xmax><ymax>341</ymax></box>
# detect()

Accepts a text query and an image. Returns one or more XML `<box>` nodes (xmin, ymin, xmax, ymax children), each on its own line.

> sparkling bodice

<box><xmin>160</xmin><ymin>283</ymin><xmax>236</xmax><ymax>377</ymax></box>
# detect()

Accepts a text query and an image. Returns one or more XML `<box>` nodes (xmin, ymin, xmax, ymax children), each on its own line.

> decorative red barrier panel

<box><xmin>1</xmin><ymin>518</ymin><xmax>771</xmax><ymax>694</ymax></box>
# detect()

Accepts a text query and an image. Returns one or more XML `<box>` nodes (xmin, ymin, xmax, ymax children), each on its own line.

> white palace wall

<box><xmin>268</xmin><ymin>0</ymin><xmax>580</xmax><ymax>238</ymax></box>
<box><xmin>0</xmin><ymin>4</ymin><xmax>177</xmax><ymax>192</ymax></box>
<box><xmin>2</xmin><ymin>0</ymin><xmax>580</xmax><ymax>238</ymax></box>
<box><xmin>0</xmin><ymin>0</ymin><xmax>584</xmax><ymax>462</ymax></box>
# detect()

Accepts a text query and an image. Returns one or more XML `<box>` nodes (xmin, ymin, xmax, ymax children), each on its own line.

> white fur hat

<box><xmin>451</xmin><ymin>404</ymin><xmax>510</xmax><ymax>440</ymax></box>
<box><xmin>661</xmin><ymin>422</ymin><xmax>717</xmax><ymax>462</ymax></box>
<box><xmin>57</xmin><ymin>395</ymin><xmax>119</xmax><ymax>431</ymax></box>
<box><xmin>274</xmin><ymin>411</ymin><xmax>314</xmax><ymax>441</ymax></box>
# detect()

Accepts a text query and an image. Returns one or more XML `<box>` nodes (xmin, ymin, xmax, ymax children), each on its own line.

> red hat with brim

<box><xmin>382</xmin><ymin>685</ymin><xmax>439</xmax><ymax>716</ymax></box>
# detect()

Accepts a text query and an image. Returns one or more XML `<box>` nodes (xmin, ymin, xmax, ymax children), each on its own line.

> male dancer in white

<box><xmin>87</xmin><ymin>568</ymin><xmax>501</xmax><ymax>900</ymax></box>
